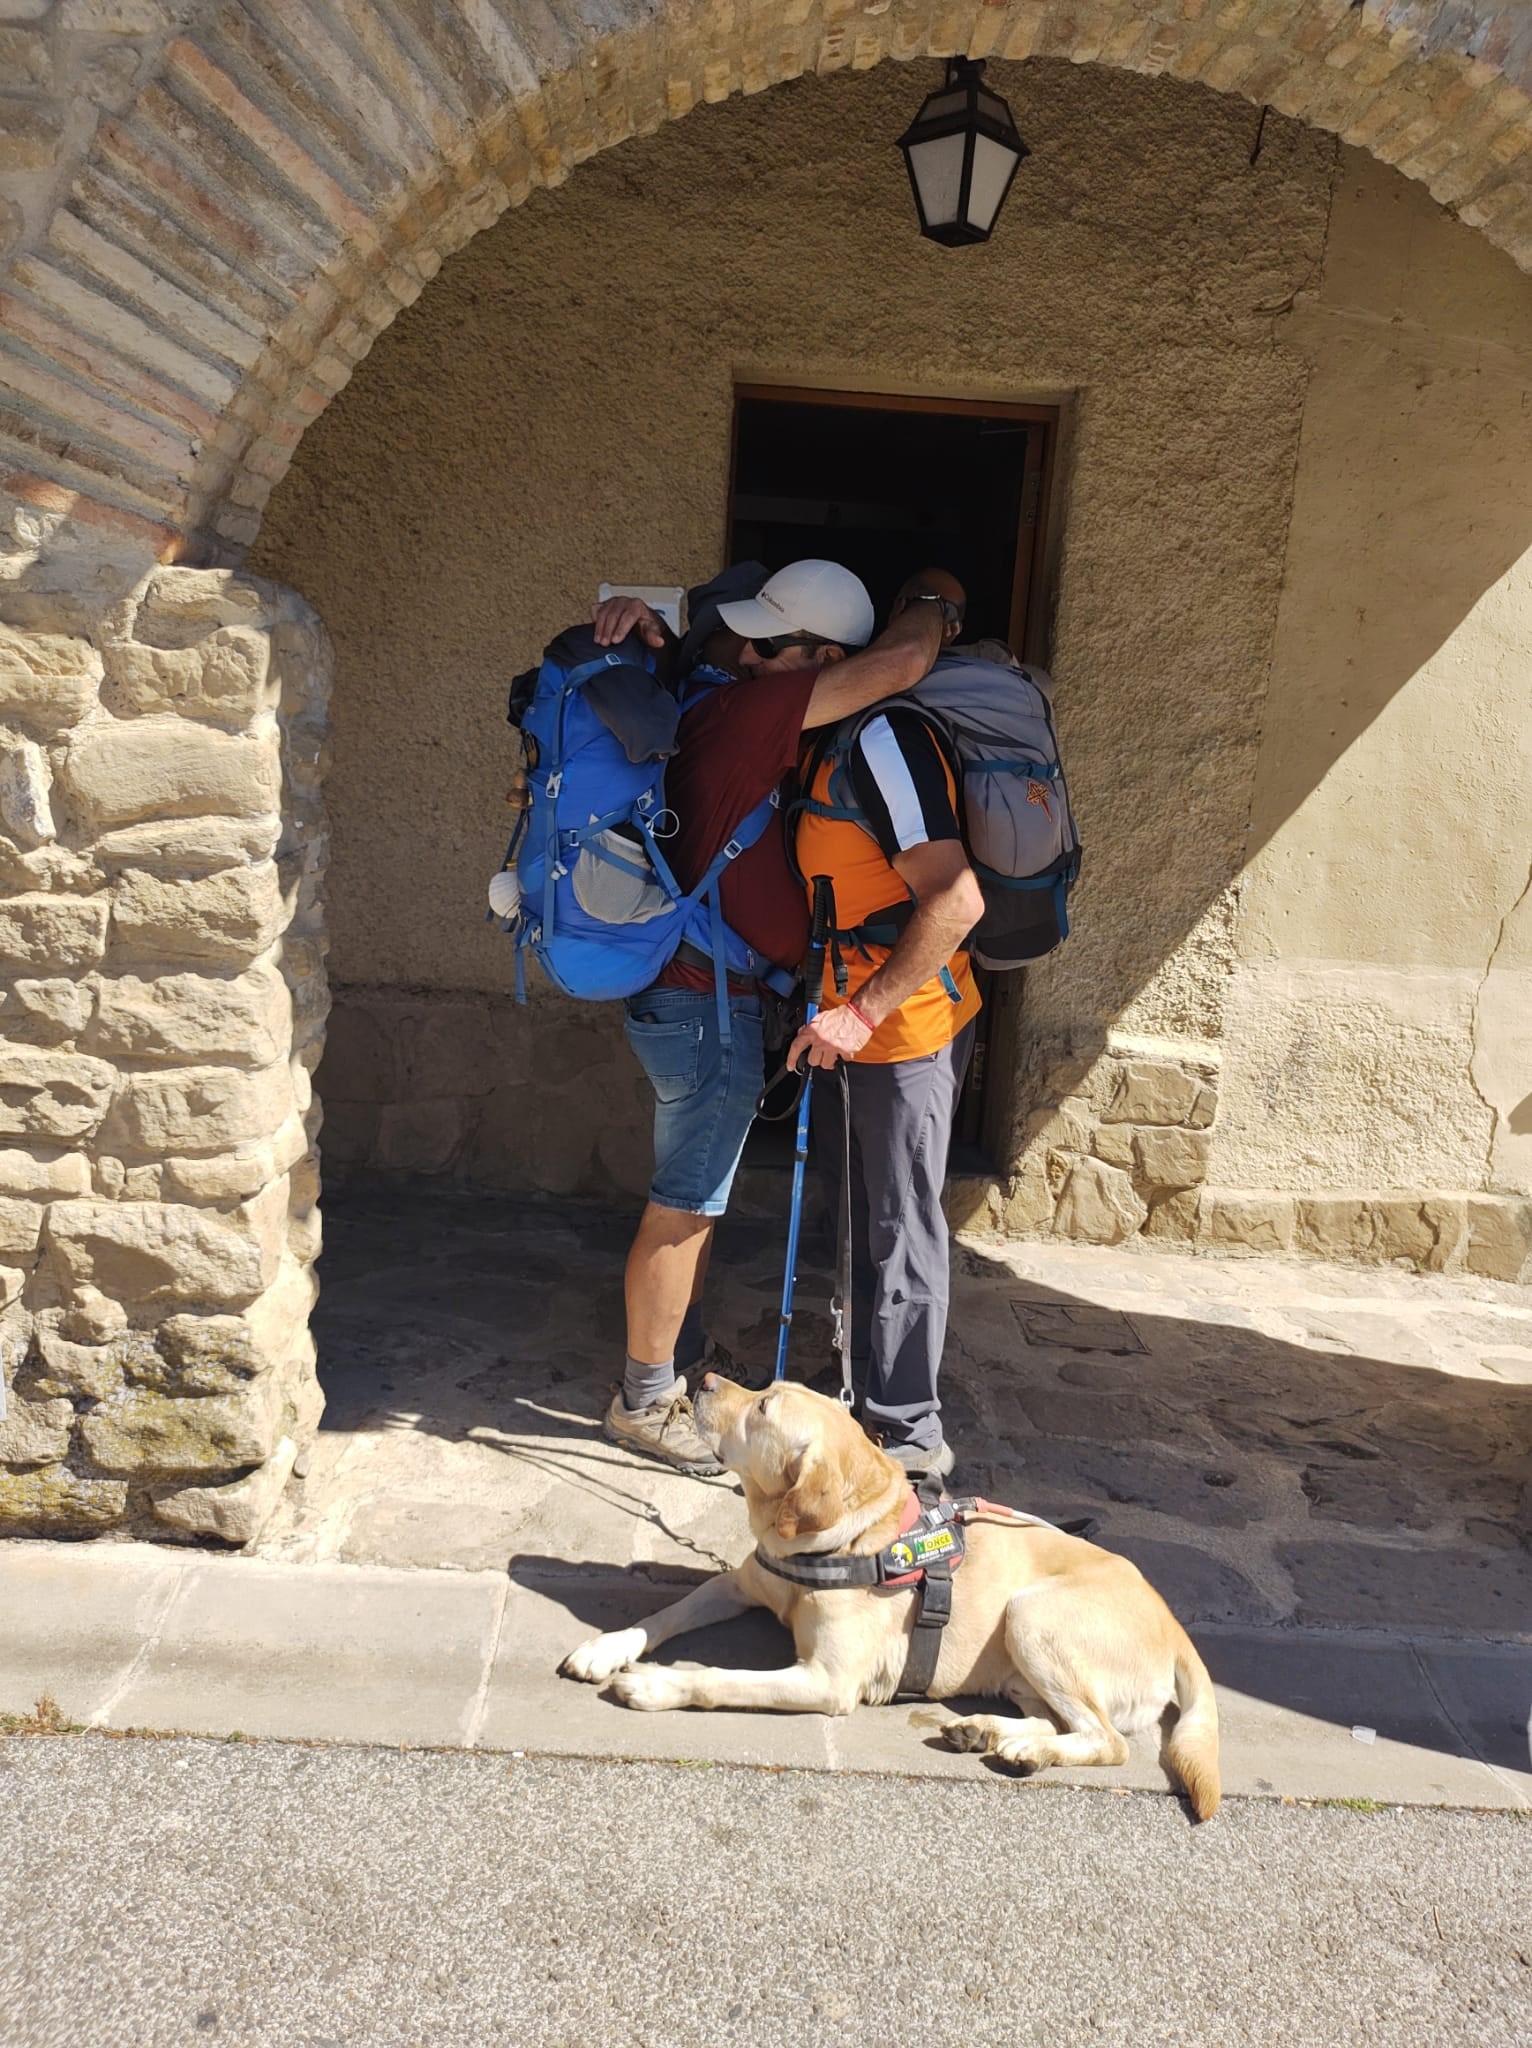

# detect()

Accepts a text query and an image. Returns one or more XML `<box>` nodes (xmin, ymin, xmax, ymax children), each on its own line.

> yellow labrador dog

<box><xmin>563</xmin><ymin>1374</ymin><xmax>1220</xmax><ymax>1818</ymax></box>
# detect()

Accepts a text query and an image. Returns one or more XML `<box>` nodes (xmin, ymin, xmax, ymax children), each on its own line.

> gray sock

<box><xmin>623</xmin><ymin>1355</ymin><xmax>678</xmax><ymax>1412</ymax></box>
<box><xmin>675</xmin><ymin>1301</ymin><xmax>705</xmax><ymax>1377</ymax></box>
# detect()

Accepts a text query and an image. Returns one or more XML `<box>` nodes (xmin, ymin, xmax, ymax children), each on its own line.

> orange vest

<box><xmin>796</xmin><ymin>739</ymin><xmax>981</xmax><ymax>1065</ymax></box>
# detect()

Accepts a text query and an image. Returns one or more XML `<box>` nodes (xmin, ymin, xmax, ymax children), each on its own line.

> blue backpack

<box><xmin>492</xmin><ymin>625</ymin><xmax>795</xmax><ymax>1042</ymax></box>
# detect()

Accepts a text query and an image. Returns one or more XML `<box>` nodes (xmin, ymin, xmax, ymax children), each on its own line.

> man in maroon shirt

<box><xmin>591</xmin><ymin>561</ymin><xmax>952</xmax><ymax>1472</ymax></box>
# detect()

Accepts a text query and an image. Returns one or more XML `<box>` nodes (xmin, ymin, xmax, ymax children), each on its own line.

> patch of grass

<box><xmin>1321</xmin><ymin>1795</ymin><xmax>1388</xmax><ymax>1813</ymax></box>
<box><xmin>0</xmin><ymin>1694</ymin><xmax>82</xmax><ymax>1738</ymax></box>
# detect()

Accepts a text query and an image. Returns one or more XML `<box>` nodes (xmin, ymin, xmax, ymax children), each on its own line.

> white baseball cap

<box><xmin>718</xmin><ymin>559</ymin><xmax>875</xmax><ymax>650</ymax></box>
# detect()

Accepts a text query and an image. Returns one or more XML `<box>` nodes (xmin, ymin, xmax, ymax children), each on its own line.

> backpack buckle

<box><xmin>546</xmin><ymin>771</ymin><xmax>563</xmax><ymax>799</ymax></box>
<box><xmin>722</xmin><ymin>838</ymin><xmax>744</xmax><ymax>861</ymax></box>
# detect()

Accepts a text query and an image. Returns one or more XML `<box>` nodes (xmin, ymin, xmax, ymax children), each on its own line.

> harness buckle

<box><xmin>545</xmin><ymin>771</ymin><xmax>563</xmax><ymax>800</ymax></box>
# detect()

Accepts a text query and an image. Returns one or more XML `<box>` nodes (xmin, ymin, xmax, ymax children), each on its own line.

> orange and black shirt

<box><xmin>797</xmin><ymin>706</ymin><xmax>981</xmax><ymax>1065</ymax></box>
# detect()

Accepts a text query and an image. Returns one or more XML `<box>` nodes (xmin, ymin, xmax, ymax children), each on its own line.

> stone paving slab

<box><xmin>2</xmin><ymin>1542</ymin><xmax>1526</xmax><ymax>1811</ymax></box>
<box><xmin>254</xmin><ymin>1189</ymin><xmax>1532</xmax><ymax>1654</ymax></box>
<box><xmin>98</xmin><ymin>1554</ymin><xmax>507</xmax><ymax>1749</ymax></box>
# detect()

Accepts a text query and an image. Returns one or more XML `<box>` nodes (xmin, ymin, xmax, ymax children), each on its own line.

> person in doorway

<box><xmin>776</xmin><ymin>566</ymin><xmax>981</xmax><ymax>1484</ymax></box>
<box><xmin>591</xmin><ymin>560</ymin><xmax>957</xmax><ymax>1474</ymax></box>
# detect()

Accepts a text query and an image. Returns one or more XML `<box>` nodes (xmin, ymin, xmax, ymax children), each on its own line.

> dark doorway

<box><xmin>728</xmin><ymin>385</ymin><xmax>1057</xmax><ymax>1165</ymax></box>
<box><xmin>729</xmin><ymin>385</ymin><xmax>1053</xmax><ymax>661</ymax></box>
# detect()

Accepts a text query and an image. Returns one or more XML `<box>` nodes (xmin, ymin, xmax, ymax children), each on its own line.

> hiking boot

<box><xmin>881</xmin><ymin>1437</ymin><xmax>956</xmax><ymax>1486</ymax></box>
<box><xmin>603</xmin><ymin>1376</ymin><xmax>723</xmax><ymax>1476</ymax></box>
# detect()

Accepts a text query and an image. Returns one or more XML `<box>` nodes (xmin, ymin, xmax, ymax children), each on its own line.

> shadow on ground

<box><xmin>268</xmin><ymin>1180</ymin><xmax>1530</xmax><ymax>1768</ymax></box>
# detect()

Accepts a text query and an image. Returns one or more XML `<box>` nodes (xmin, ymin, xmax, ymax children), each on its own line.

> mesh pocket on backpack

<box><xmin>571</xmin><ymin>826</ymin><xmax>672</xmax><ymax>926</ymax></box>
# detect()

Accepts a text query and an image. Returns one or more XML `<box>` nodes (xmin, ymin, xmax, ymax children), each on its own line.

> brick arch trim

<box><xmin>0</xmin><ymin>1</ymin><xmax>1528</xmax><ymax>562</ymax></box>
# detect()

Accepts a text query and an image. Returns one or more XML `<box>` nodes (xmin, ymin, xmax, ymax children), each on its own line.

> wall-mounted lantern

<box><xmin>898</xmin><ymin>58</ymin><xmax>1029</xmax><ymax>247</ymax></box>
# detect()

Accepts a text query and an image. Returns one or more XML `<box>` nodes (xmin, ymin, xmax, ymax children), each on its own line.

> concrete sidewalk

<box><xmin>3</xmin><ymin>1538</ymin><xmax>1528</xmax><ymax>1810</ymax></box>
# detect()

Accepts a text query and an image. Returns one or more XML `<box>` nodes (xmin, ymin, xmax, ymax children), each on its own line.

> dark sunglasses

<box><xmin>749</xmin><ymin>631</ymin><xmax>827</xmax><ymax>661</ymax></box>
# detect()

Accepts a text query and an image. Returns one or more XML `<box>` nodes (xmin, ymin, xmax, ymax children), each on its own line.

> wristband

<box><xmin>846</xmin><ymin>1000</ymin><xmax>876</xmax><ymax>1034</ymax></box>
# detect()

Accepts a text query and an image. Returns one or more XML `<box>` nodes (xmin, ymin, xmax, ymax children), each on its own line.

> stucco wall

<box><xmin>251</xmin><ymin>58</ymin><xmax>1325</xmax><ymax>1185</ymax></box>
<box><xmin>1210</xmin><ymin>150</ymin><xmax>1532</xmax><ymax>1206</ymax></box>
<box><xmin>250</xmin><ymin>58</ymin><xmax>1532</xmax><ymax>1272</ymax></box>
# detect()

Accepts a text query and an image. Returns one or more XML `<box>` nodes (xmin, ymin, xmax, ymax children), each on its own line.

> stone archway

<box><xmin>0</xmin><ymin>4</ymin><xmax>1528</xmax><ymax>561</ymax></box>
<box><xmin>3</xmin><ymin>4</ymin><xmax>1532</xmax><ymax>1542</ymax></box>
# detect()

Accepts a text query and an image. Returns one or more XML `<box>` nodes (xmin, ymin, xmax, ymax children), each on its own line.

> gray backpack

<box><xmin>800</xmin><ymin>648</ymin><xmax>1081</xmax><ymax>971</ymax></box>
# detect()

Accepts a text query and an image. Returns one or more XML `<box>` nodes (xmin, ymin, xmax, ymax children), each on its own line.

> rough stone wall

<box><xmin>0</xmin><ymin>563</ymin><xmax>329</xmax><ymax>1541</ymax></box>
<box><xmin>0</xmin><ymin>5</ymin><xmax>1529</xmax><ymax>563</ymax></box>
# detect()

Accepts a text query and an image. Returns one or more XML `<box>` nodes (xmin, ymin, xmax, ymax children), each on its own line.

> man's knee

<box><xmin>632</xmin><ymin>1201</ymin><xmax>714</xmax><ymax>1251</ymax></box>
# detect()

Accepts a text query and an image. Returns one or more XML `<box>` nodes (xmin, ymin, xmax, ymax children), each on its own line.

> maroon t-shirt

<box><xmin>656</xmin><ymin>667</ymin><xmax>821</xmax><ymax>990</ymax></box>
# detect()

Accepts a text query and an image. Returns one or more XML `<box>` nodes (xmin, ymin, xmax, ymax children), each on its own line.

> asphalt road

<box><xmin>0</xmin><ymin>1737</ymin><xmax>1527</xmax><ymax>2048</ymax></box>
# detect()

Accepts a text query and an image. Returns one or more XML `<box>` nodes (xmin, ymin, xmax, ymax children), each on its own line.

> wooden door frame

<box><xmin>728</xmin><ymin>382</ymin><xmax>1058</xmax><ymax>660</ymax></box>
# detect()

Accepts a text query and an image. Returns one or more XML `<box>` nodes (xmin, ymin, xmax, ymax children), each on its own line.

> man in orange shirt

<box><xmin>723</xmin><ymin>571</ymin><xmax>981</xmax><ymax>1483</ymax></box>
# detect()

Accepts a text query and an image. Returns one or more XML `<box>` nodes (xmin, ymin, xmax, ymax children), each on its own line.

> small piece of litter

<box><xmin>1351</xmin><ymin>1725</ymin><xmax>1377</xmax><ymax>1745</ymax></box>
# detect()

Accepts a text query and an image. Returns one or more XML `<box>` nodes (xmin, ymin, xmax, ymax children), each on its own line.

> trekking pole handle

<box><xmin>809</xmin><ymin>874</ymin><xmax>833</xmax><ymax>957</ymax></box>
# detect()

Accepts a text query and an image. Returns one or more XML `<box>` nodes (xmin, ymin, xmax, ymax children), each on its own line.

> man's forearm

<box><xmin>851</xmin><ymin>884</ymin><xmax>979</xmax><ymax>1029</ymax></box>
<box><xmin>804</xmin><ymin>603</ymin><xmax>942</xmax><ymax>726</ymax></box>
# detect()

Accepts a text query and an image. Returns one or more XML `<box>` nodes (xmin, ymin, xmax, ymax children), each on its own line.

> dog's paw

<box><xmin>560</xmin><ymin>1627</ymin><xmax>648</xmax><ymax>1685</ymax></box>
<box><xmin>935</xmin><ymin>1713</ymin><xmax>995</xmax><ymax>1753</ymax></box>
<box><xmin>609</xmin><ymin>1665</ymin><xmax>692</xmax><ymax>1713</ymax></box>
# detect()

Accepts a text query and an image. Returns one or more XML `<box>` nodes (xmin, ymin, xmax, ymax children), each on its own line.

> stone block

<box><xmin>315</xmin><ymin>999</ymin><xmax>403</xmax><ymax>1103</ymax></box>
<box><xmin>0</xmin><ymin>1196</ymin><xmax>42</xmax><ymax>1255</ymax></box>
<box><xmin>373</xmin><ymin>1098</ymin><xmax>467</xmax><ymax>1175</ymax></box>
<box><xmin>943</xmin><ymin>1176</ymin><xmax>1002</xmax><ymax>1233</ymax></box>
<box><xmin>0</xmin><ymin>1048</ymin><xmax>115</xmax><ymax>1142</ymax></box>
<box><xmin>0</xmin><ymin>1148</ymin><xmax>92</xmax><ymax>1199</ymax></box>
<box><xmin>1133</xmin><ymin>1125</ymin><xmax>1211</xmax><ymax>1191</ymax></box>
<box><xmin>1001</xmin><ymin>1156</ymin><xmax>1055</xmax><ymax>1234</ymax></box>
<box><xmin>160</xmin><ymin>1116</ymin><xmax>306</xmax><ymax>1205</ymax></box>
<box><xmin>0</xmin><ymin>976</ymin><xmax>95</xmax><ymax>1045</ymax></box>
<box><xmin>101</xmin><ymin>1060</ymin><xmax>294</xmax><ymax>1158</ymax></box>
<box><xmin>1099</xmin><ymin>1060</ymin><xmax>1203</xmax><ymax>1126</ymax></box>
<box><xmin>1199</xmin><ymin>1191</ymin><xmax>1296</xmax><ymax>1254</ymax></box>
<box><xmin>0</xmin><ymin>737</ymin><xmax>54</xmax><ymax>844</ymax></box>
<box><xmin>1464</xmin><ymin>1196</ymin><xmax>1532</xmax><ymax>1283</ymax></box>
<box><xmin>1188</xmin><ymin>1084</ymin><xmax>1217</xmax><ymax>1129</ymax></box>
<box><xmin>80</xmin><ymin>1371</ymin><xmax>289</xmax><ymax>1477</ymax></box>
<box><xmin>1091</xmin><ymin>1122</ymin><xmax>1136</xmax><ymax>1169</ymax></box>
<box><xmin>0</xmin><ymin>97</ymin><xmax>60</xmax><ymax>172</ymax></box>
<box><xmin>0</xmin><ymin>624</ymin><xmax>100</xmax><ymax>729</ymax></box>
<box><xmin>89</xmin><ymin>964</ymin><xmax>290</xmax><ymax>1066</ymax></box>
<box><xmin>153</xmin><ymin>1256</ymin><xmax>316</xmax><ymax>1393</ymax></box>
<box><xmin>59</xmin><ymin>718</ymin><xmax>281</xmax><ymax>830</ymax></box>
<box><xmin>0</xmin><ymin>1467</ymin><xmax>127</xmax><ymax>1536</ymax></box>
<box><xmin>43</xmin><ymin>1197</ymin><xmax>279</xmax><ymax>1310</ymax></box>
<box><xmin>111</xmin><ymin>864</ymin><xmax>284</xmax><ymax>964</ymax></box>
<box><xmin>90</xmin><ymin>815</ymin><xmax>281</xmax><ymax>872</ymax></box>
<box><xmin>28</xmin><ymin>1325</ymin><xmax>154</xmax><ymax>1401</ymax></box>
<box><xmin>406</xmin><ymin>1001</ymin><xmax>501</xmax><ymax>1098</ymax></box>
<box><xmin>100</xmin><ymin>627</ymin><xmax>274</xmax><ymax>723</ymax></box>
<box><xmin>1142</xmin><ymin>1187</ymin><xmax>1202</xmax><ymax>1245</ymax></box>
<box><xmin>1293</xmin><ymin>1195</ymin><xmax>1465</xmax><ymax>1268</ymax></box>
<box><xmin>1020</xmin><ymin>1099</ymin><xmax>1094</xmax><ymax>1156</ymax></box>
<box><xmin>152</xmin><ymin>1436</ymin><xmax>298</xmax><ymax>1546</ymax></box>
<box><xmin>1052</xmin><ymin>1156</ymin><xmax>1147</xmax><ymax>1245</ymax></box>
<box><xmin>0</xmin><ymin>892</ymin><xmax>108</xmax><ymax>970</ymax></box>
<box><xmin>0</xmin><ymin>1392</ymin><xmax>72</xmax><ymax>1465</ymax></box>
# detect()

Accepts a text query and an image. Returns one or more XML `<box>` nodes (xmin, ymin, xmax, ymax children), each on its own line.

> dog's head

<box><xmin>692</xmin><ymin>1374</ymin><xmax>905</xmax><ymax>1552</ymax></box>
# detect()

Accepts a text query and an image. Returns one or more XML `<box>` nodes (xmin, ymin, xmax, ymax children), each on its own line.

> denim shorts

<box><xmin>624</xmin><ymin>987</ymin><xmax>765</xmax><ymax>1218</ymax></box>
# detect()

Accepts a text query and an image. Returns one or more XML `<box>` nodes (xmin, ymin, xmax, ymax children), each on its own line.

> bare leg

<box><xmin>625</xmin><ymin>1202</ymin><xmax>714</xmax><ymax>1367</ymax></box>
<box><xmin>561</xmin><ymin>1570</ymin><xmax>756</xmax><ymax>1686</ymax></box>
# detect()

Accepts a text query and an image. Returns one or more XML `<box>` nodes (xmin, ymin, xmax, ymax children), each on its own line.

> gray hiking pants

<box><xmin>813</xmin><ymin>1022</ymin><xmax>975</xmax><ymax>1454</ymax></box>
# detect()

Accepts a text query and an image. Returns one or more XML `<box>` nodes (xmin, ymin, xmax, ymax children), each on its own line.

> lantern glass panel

<box><xmin>966</xmin><ymin>133</ymin><xmax>1019</xmax><ymax>234</ymax></box>
<box><xmin>908</xmin><ymin>131</ymin><xmax>968</xmax><ymax>229</ymax></box>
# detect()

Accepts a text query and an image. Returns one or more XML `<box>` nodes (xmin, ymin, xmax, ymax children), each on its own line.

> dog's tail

<box><xmin>1165</xmin><ymin>1636</ymin><xmax>1221</xmax><ymax>1822</ymax></box>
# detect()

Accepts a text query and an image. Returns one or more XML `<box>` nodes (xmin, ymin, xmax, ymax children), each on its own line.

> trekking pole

<box><xmin>774</xmin><ymin>876</ymin><xmax>833</xmax><ymax>1383</ymax></box>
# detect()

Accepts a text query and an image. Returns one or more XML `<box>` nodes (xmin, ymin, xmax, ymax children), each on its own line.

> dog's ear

<box><xmin>775</xmin><ymin>1449</ymin><xmax>843</xmax><ymax>1541</ymax></box>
